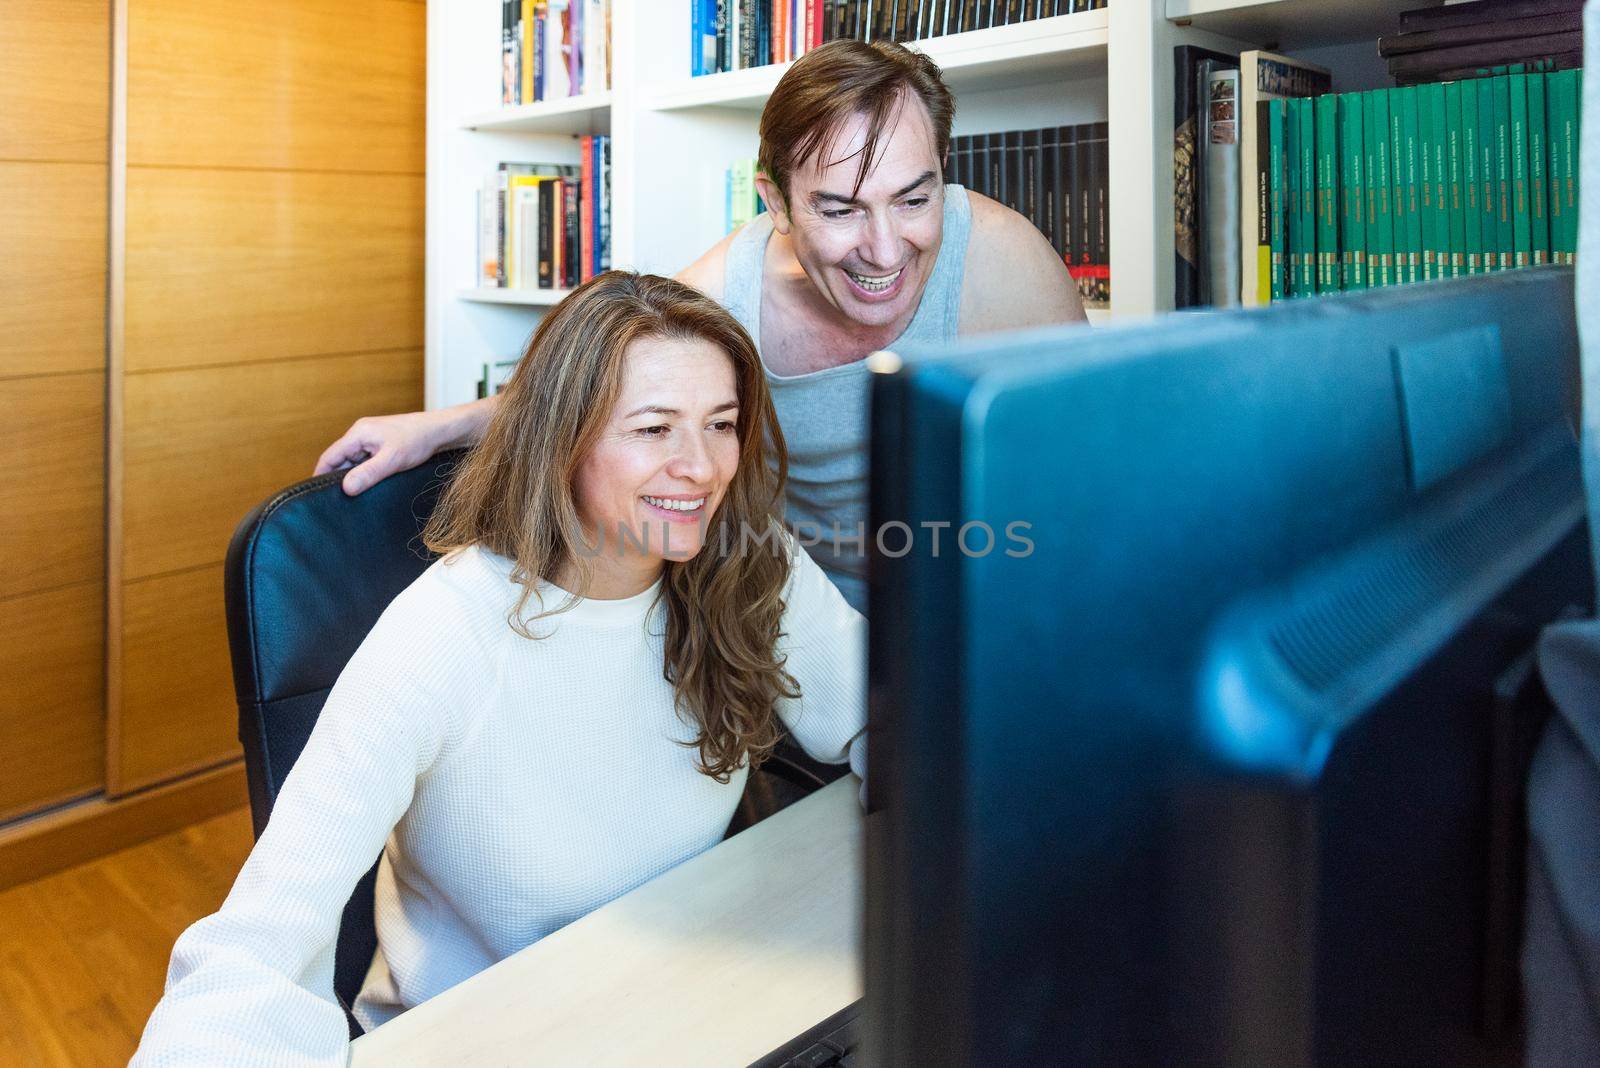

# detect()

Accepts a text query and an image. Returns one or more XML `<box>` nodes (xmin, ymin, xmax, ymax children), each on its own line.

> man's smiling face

<box><xmin>765</xmin><ymin>91</ymin><xmax>946</xmax><ymax>332</ymax></box>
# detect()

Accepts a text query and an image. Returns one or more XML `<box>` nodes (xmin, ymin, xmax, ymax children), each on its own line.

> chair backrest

<box><xmin>222</xmin><ymin>450</ymin><xmax>466</xmax><ymax>1029</ymax></box>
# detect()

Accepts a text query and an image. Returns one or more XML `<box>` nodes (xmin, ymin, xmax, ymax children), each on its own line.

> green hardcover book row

<box><xmin>1260</xmin><ymin>67</ymin><xmax>1581</xmax><ymax>302</ymax></box>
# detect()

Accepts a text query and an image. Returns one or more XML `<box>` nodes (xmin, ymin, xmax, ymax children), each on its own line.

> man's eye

<box><xmin>822</xmin><ymin>208</ymin><xmax>854</xmax><ymax>220</ymax></box>
<box><xmin>903</xmin><ymin>197</ymin><xmax>929</xmax><ymax>209</ymax></box>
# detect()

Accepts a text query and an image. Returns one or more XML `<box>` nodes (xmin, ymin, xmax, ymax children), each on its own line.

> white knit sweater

<box><xmin>131</xmin><ymin>542</ymin><xmax>866</xmax><ymax>1067</ymax></box>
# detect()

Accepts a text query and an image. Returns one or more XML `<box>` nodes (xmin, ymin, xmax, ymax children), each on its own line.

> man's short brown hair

<box><xmin>758</xmin><ymin>39</ymin><xmax>956</xmax><ymax>204</ymax></box>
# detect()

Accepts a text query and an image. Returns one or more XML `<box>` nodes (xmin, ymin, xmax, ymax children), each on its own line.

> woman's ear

<box><xmin>754</xmin><ymin>174</ymin><xmax>791</xmax><ymax>236</ymax></box>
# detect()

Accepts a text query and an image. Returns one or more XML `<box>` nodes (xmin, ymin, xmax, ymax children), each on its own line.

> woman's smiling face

<box><xmin>570</xmin><ymin>334</ymin><xmax>741</xmax><ymax>594</ymax></box>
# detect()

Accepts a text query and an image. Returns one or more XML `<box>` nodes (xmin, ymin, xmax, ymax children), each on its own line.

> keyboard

<box><xmin>748</xmin><ymin>999</ymin><xmax>863</xmax><ymax>1068</ymax></box>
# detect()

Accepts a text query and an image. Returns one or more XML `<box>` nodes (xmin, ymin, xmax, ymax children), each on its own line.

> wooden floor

<box><xmin>0</xmin><ymin>806</ymin><xmax>255</xmax><ymax>1066</ymax></box>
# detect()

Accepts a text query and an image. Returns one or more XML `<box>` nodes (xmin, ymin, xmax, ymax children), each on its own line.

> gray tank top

<box><xmin>722</xmin><ymin>185</ymin><xmax>972</xmax><ymax>613</ymax></box>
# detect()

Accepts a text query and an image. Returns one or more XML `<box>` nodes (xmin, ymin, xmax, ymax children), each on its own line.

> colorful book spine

<box><xmin>522</xmin><ymin>1</ymin><xmax>536</xmax><ymax>103</ymax></box>
<box><xmin>1510</xmin><ymin>73</ymin><xmax>1532</xmax><ymax>268</ymax></box>
<box><xmin>1548</xmin><ymin>69</ymin><xmax>1571</xmax><ymax>264</ymax></box>
<box><xmin>1401</xmin><ymin>87</ymin><xmax>1424</xmax><ymax>284</ymax></box>
<box><xmin>579</xmin><ymin>135</ymin><xmax>595</xmax><ymax>281</ymax></box>
<box><xmin>1462</xmin><ymin>79</ymin><xmax>1483</xmax><ymax>275</ymax></box>
<box><xmin>1428</xmin><ymin>83</ymin><xmax>1450</xmax><ymax>280</ymax></box>
<box><xmin>1387</xmin><ymin>89</ymin><xmax>1408</xmax><ymax>286</ymax></box>
<box><xmin>1478</xmin><ymin>77</ymin><xmax>1498</xmax><ymax>271</ymax></box>
<box><xmin>1367</xmin><ymin>90</ymin><xmax>1392</xmax><ymax>289</ymax></box>
<box><xmin>1493</xmin><ymin>74</ymin><xmax>1514</xmax><ymax>270</ymax></box>
<box><xmin>1269</xmin><ymin>100</ymin><xmax>1286</xmax><ymax>302</ymax></box>
<box><xmin>1254</xmin><ymin>99</ymin><xmax>1273</xmax><ymax>304</ymax></box>
<box><xmin>1445</xmin><ymin>81</ymin><xmax>1465</xmax><ymax>278</ymax></box>
<box><xmin>1529</xmin><ymin>72</ymin><xmax>1549</xmax><ymax>265</ymax></box>
<box><xmin>1340</xmin><ymin>93</ymin><xmax>1366</xmax><ymax>291</ymax></box>
<box><xmin>1316</xmin><ymin>94</ymin><xmax>1339</xmax><ymax>293</ymax></box>
<box><xmin>1416</xmin><ymin>82</ymin><xmax>1440</xmax><ymax>280</ymax></box>
<box><xmin>1285</xmin><ymin>98</ymin><xmax>1302</xmax><ymax>297</ymax></box>
<box><xmin>1299</xmin><ymin>96</ymin><xmax>1315</xmax><ymax>295</ymax></box>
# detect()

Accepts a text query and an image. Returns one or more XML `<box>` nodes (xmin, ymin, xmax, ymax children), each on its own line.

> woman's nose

<box><xmin>667</xmin><ymin>433</ymin><xmax>715</xmax><ymax>483</ymax></box>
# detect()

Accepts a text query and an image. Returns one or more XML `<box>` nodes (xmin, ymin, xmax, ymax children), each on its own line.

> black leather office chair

<box><xmin>222</xmin><ymin>448</ymin><xmax>834</xmax><ymax>1036</ymax></box>
<box><xmin>224</xmin><ymin>450</ymin><xmax>467</xmax><ymax>1035</ymax></box>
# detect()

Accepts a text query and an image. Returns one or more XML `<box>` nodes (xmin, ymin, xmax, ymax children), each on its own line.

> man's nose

<box><xmin>859</xmin><ymin>211</ymin><xmax>901</xmax><ymax>268</ymax></box>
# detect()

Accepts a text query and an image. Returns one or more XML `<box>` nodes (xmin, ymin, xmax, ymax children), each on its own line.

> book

<box><xmin>1090</xmin><ymin>123</ymin><xmax>1110</xmax><ymax>308</ymax></box>
<box><xmin>1370</xmin><ymin>89</ymin><xmax>1394</xmax><ymax>289</ymax></box>
<box><xmin>1446</xmin><ymin>81</ymin><xmax>1465</xmax><ymax>277</ymax></box>
<box><xmin>1528</xmin><ymin>72</ymin><xmax>1549</xmax><ymax>265</ymax></box>
<box><xmin>1298</xmin><ymin>95</ymin><xmax>1315</xmax><ymax>295</ymax></box>
<box><xmin>1040</xmin><ymin>125</ymin><xmax>1060</xmax><ymax>256</ymax></box>
<box><xmin>522</xmin><ymin>1</ymin><xmax>536</xmax><ymax>104</ymax></box>
<box><xmin>1340</xmin><ymin>93</ymin><xmax>1366</xmax><ymax>292</ymax></box>
<box><xmin>1493</xmin><ymin>74</ymin><xmax>1513</xmax><ymax>270</ymax></box>
<box><xmin>1201</xmin><ymin>68</ymin><xmax>1241</xmax><ymax>307</ymax></box>
<box><xmin>1509</xmin><ymin>73</ymin><xmax>1532</xmax><ymax>268</ymax></box>
<box><xmin>1378</xmin><ymin>10</ymin><xmax>1584</xmax><ymax>57</ymax></box>
<box><xmin>1174</xmin><ymin>46</ymin><xmax>1238</xmax><ymax>309</ymax></box>
<box><xmin>1397</xmin><ymin>0</ymin><xmax>1582</xmax><ymax>32</ymax></box>
<box><xmin>599</xmin><ymin>135</ymin><xmax>611</xmax><ymax>271</ymax></box>
<box><xmin>1551</xmin><ymin>68</ymin><xmax>1578</xmax><ymax>265</ymax></box>
<box><xmin>1315</xmin><ymin>93</ymin><xmax>1338</xmax><ymax>293</ymax></box>
<box><xmin>1238</xmin><ymin>51</ymin><xmax>1331</xmax><ymax>304</ymax></box>
<box><xmin>1022</xmin><ymin>128</ymin><xmax>1042</xmax><ymax>240</ymax></box>
<box><xmin>1061</xmin><ymin>125</ymin><xmax>1079</xmax><ymax>275</ymax></box>
<box><xmin>1417</xmin><ymin>82</ymin><xmax>1437</xmax><ymax>280</ymax></box>
<box><xmin>1400</xmin><ymin>87</ymin><xmax>1424</xmax><ymax>285</ymax></box>
<box><xmin>1477</xmin><ymin>77</ymin><xmax>1498</xmax><ymax>271</ymax></box>
<box><xmin>1462</xmin><ymin>78</ymin><xmax>1483</xmax><ymax>274</ymax></box>
<box><xmin>1285</xmin><ymin>97</ymin><xmax>1302</xmax><ymax>296</ymax></box>
<box><xmin>1268</xmin><ymin>100</ymin><xmax>1286</xmax><ymax>302</ymax></box>
<box><xmin>1003</xmin><ymin>129</ymin><xmax>1023</xmax><ymax>216</ymax></box>
<box><xmin>502</xmin><ymin>1</ymin><xmax>518</xmax><ymax>105</ymax></box>
<box><xmin>1387</xmin><ymin>31</ymin><xmax>1581</xmax><ymax>79</ymax></box>
<box><xmin>1392</xmin><ymin>50</ymin><xmax>1581</xmax><ymax>87</ymax></box>
<box><xmin>1252</xmin><ymin>99</ymin><xmax>1275</xmax><ymax>303</ymax></box>
<box><xmin>1427</xmin><ymin>82</ymin><xmax>1451</xmax><ymax>279</ymax></box>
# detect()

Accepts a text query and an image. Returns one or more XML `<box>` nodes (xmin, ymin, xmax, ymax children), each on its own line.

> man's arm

<box><xmin>315</xmin><ymin>395</ymin><xmax>499</xmax><ymax>496</ymax></box>
<box><xmin>958</xmin><ymin>190</ymin><xmax>1088</xmax><ymax>336</ymax></box>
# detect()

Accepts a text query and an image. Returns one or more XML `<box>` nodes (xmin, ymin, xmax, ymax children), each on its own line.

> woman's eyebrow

<box><xmin>623</xmin><ymin>400</ymin><xmax>740</xmax><ymax>419</ymax></box>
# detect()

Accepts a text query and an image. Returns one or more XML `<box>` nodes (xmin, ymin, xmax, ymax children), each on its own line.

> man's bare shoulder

<box><xmin>675</xmin><ymin>230</ymin><xmax>734</xmax><ymax>301</ymax></box>
<box><xmin>959</xmin><ymin>189</ymin><xmax>1087</xmax><ymax>335</ymax></box>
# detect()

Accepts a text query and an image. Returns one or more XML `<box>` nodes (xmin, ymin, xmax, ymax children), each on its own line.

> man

<box><xmin>316</xmin><ymin>38</ymin><xmax>1086</xmax><ymax>612</ymax></box>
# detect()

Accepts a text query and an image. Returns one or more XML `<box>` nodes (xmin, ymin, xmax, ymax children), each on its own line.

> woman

<box><xmin>132</xmin><ymin>273</ymin><xmax>866</xmax><ymax>1065</ymax></box>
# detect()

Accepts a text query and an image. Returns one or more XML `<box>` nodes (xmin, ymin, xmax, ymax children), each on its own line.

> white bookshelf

<box><xmin>460</xmin><ymin>92</ymin><xmax>613</xmax><ymax>135</ymax></box>
<box><xmin>426</xmin><ymin>0</ymin><xmax>1439</xmax><ymax>409</ymax></box>
<box><xmin>457</xmin><ymin>287</ymin><xmax>577</xmax><ymax>306</ymax></box>
<box><xmin>1166</xmin><ymin>0</ymin><xmax>1436</xmax><ymax>49</ymax></box>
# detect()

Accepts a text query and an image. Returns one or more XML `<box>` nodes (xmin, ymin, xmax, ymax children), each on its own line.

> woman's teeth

<box><xmin>847</xmin><ymin>267</ymin><xmax>903</xmax><ymax>292</ymax></box>
<box><xmin>643</xmin><ymin>495</ymin><xmax>705</xmax><ymax>512</ymax></box>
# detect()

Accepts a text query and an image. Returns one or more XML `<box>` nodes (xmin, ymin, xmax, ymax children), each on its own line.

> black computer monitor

<box><xmin>864</xmin><ymin>269</ymin><xmax>1591</xmax><ymax>1067</ymax></box>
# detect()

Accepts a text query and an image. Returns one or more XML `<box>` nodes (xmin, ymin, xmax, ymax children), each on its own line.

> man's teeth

<box><xmin>847</xmin><ymin>267</ymin><xmax>903</xmax><ymax>292</ymax></box>
<box><xmin>643</xmin><ymin>496</ymin><xmax>705</xmax><ymax>512</ymax></box>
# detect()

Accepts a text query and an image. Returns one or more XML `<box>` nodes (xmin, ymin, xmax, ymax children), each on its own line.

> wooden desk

<box><xmin>350</xmin><ymin>776</ymin><xmax>864</xmax><ymax>1066</ymax></box>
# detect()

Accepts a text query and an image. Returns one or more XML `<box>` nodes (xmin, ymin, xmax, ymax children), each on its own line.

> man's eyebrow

<box><xmin>623</xmin><ymin>400</ymin><xmax>740</xmax><ymax>419</ymax></box>
<box><xmin>809</xmin><ymin>169</ymin><xmax>937</xmax><ymax>207</ymax></box>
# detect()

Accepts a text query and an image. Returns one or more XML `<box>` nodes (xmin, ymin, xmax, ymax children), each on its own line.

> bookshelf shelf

<box><xmin>457</xmin><ymin>287</ymin><xmax>576</xmax><ymax>306</ymax></box>
<box><xmin>460</xmin><ymin>92</ymin><xmax>612</xmax><ymax>134</ymax></box>
<box><xmin>646</xmin><ymin>10</ymin><xmax>1110</xmax><ymax>112</ymax></box>
<box><xmin>1164</xmin><ymin>0</ymin><xmax>1443</xmax><ymax>50</ymax></box>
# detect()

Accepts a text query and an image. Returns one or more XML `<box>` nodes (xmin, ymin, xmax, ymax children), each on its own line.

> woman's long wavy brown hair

<box><xmin>422</xmin><ymin>271</ymin><xmax>797</xmax><ymax>782</ymax></box>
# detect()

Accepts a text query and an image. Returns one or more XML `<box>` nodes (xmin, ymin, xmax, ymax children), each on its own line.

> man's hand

<box><xmin>314</xmin><ymin>396</ymin><xmax>497</xmax><ymax>496</ymax></box>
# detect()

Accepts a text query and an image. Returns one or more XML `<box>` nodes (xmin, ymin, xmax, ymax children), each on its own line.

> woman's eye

<box><xmin>638</xmin><ymin>425</ymin><xmax>669</xmax><ymax>437</ymax></box>
<box><xmin>710</xmin><ymin>420</ymin><xmax>738</xmax><ymax>433</ymax></box>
